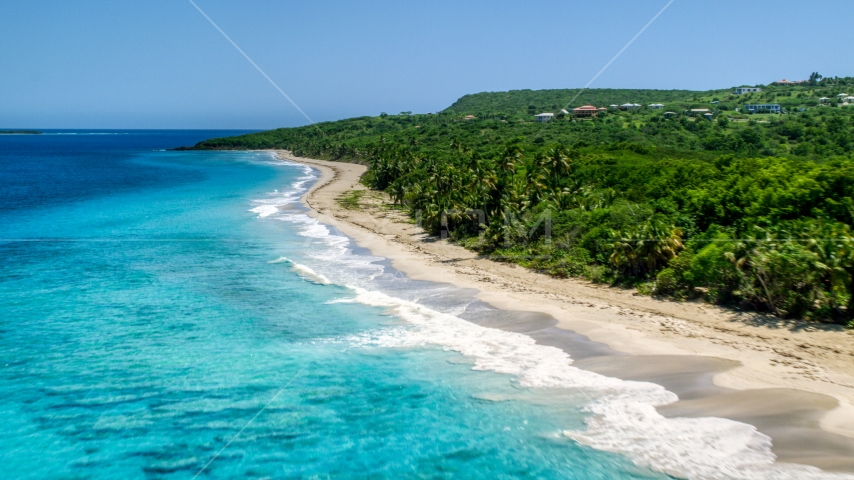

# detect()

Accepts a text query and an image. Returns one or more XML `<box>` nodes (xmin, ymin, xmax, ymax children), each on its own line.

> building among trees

<box><xmin>572</xmin><ymin>105</ymin><xmax>600</xmax><ymax>117</ymax></box>
<box><xmin>744</xmin><ymin>104</ymin><xmax>781</xmax><ymax>113</ymax></box>
<box><xmin>734</xmin><ymin>87</ymin><xmax>762</xmax><ymax>94</ymax></box>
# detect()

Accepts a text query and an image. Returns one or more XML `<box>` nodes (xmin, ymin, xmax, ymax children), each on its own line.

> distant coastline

<box><xmin>0</xmin><ymin>130</ymin><xmax>43</xmax><ymax>135</ymax></box>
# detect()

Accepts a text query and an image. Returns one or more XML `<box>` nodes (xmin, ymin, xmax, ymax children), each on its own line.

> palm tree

<box><xmin>497</xmin><ymin>142</ymin><xmax>522</xmax><ymax>178</ymax></box>
<box><xmin>805</xmin><ymin>221</ymin><xmax>854</xmax><ymax>318</ymax></box>
<box><xmin>524</xmin><ymin>153</ymin><xmax>548</xmax><ymax>207</ymax></box>
<box><xmin>608</xmin><ymin>229</ymin><xmax>641</xmax><ymax>274</ymax></box>
<box><xmin>637</xmin><ymin>216</ymin><xmax>684</xmax><ymax>272</ymax></box>
<box><xmin>544</xmin><ymin>145</ymin><xmax>572</xmax><ymax>191</ymax></box>
<box><xmin>796</xmin><ymin>221</ymin><xmax>848</xmax><ymax>309</ymax></box>
<box><xmin>609</xmin><ymin>215</ymin><xmax>684</xmax><ymax>275</ymax></box>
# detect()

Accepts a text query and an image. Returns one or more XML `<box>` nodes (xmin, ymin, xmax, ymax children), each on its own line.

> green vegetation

<box><xmin>444</xmin><ymin>88</ymin><xmax>697</xmax><ymax>120</ymax></box>
<box><xmin>192</xmin><ymin>76</ymin><xmax>854</xmax><ymax>324</ymax></box>
<box><xmin>0</xmin><ymin>130</ymin><xmax>42</xmax><ymax>135</ymax></box>
<box><xmin>336</xmin><ymin>190</ymin><xmax>367</xmax><ymax>210</ymax></box>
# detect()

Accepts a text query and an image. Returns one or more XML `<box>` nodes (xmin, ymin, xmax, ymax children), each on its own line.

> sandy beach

<box><xmin>278</xmin><ymin>151</ymin><xmax>854</xmax><ymax>472</ymax></box>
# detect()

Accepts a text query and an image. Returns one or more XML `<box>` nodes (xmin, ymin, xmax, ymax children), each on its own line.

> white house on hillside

<box><xmin>648</xmin><ymin>104</ymin><xmax>664</xmax><ymax>109</ymax></box>
<box><xmin>535</xmin><ymin>113</ymin><xmax>554</xmax><ymax>123</ymax></box>
<box><xmin>744</xmin><ymin>104</ymin><xmax>781</xmax><ymax>114</ymax></box>
<box><xmin>734</xmin><ymin>87</ymin><xmax>762</xmax><ymax>94</ymax></box>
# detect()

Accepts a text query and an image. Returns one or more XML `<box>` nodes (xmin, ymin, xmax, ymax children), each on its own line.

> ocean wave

<box><xmin>247</xmin><ymin>160</ymin><xmax>317</xmax><ymax>219</ymax></box>
<box><xmin>250</xmin><ymin>205</ymin><xmax>280</xmax><ymax>218</ymax></box>
<box><xmin>290</xmin><ymin>262</ymin><xmax>331</xmax><ymax>285</ymax></box>
<box><xmin>324</xmin><ymin>298</ymin><xmax>356</xmax><ymax>304</ymax></box>
<box><xmin>267</xmin><ymin>255</ymin><xmax>330</xmax><ymax>285</ymax></box>
<box><xmin>274</xmin><ymin>211</ymin><xmax>383</xmax><ymax>283</ymax></box>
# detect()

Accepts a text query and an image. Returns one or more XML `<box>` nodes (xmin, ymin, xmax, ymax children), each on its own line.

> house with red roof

<box><xmin>572</xmin><ymin>105</ymin><xmax>600</xmax><ymax>117</ymax></box>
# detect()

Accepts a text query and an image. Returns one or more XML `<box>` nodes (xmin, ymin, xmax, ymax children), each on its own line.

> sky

<box><xmin>2</xmin><ymin>0</ymin><xmax>853</xmax><ymax>129</ymax></box>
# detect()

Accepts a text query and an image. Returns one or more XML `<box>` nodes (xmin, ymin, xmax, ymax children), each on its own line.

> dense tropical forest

<box><xmin>192</xmin><ymin>75</ymin><xmax>854</xmax><ymax>324</ymax></box>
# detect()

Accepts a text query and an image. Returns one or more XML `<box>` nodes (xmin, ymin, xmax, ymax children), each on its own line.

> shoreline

<box><xmin>276</xmin><ymin>150</ymin><xmax>854</xmax><ymax>473</ymax></box>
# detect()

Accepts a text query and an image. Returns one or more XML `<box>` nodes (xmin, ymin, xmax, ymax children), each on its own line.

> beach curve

<box><xmin>276</xmin><ymin>150</ymin><xmax>854</xmax><ymax>475</ymax></box>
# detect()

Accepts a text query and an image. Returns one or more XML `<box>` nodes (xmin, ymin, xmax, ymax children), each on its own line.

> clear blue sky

<box><xmin>2</xmin><ymin>0</ymin><xmax>852</xmax><ymax>129</ymax></box>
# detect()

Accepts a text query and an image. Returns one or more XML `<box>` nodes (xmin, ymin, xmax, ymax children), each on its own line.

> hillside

<box><xmin>193</xmin><ymin>79</ymin><xmax>854</xmax><ymax>161</ymax></box>
<box><xmin>190</xmin><ymin>78</ymin><xmax>854</xmax><ymax>324</ymax></box>
<box><xmin>443</xmin><ymin>88</ymin><xmax>705</xmax><ymax>119</ymax></box>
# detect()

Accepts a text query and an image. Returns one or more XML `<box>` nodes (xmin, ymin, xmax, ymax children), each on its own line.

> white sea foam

<box><xmin>340</xmin><ymin>288</ymin><xmax>852</xmax><ymax>480</ymax></box>
<box><xmin>247</xmin><ymin>160</ymin><xmax>318</xmax><ymax>219</ymax></box>
<box><xmin>290</xmin><ymin>263</ymin><xmax>331</xmax><ymax>285</ymax></box>
<box><xmin>275</xmin><ymin>211</ymin><xmax>384</xmax><ymax>285</ymax></box>
<box><xmin>250</xmin><ymin>205</ymin><xmax>280</xmax><ymax>218</ymax></box>
<box><xmin>278</xmin><ymin>257</ymin><xmax>333</xmax><ymax>285</ymax></box>
<box><xmin>324</xmin><ymin>298</ymin><xmax>356</xmax><ymax>304</ymax></box>
<box><xmin>256</xmin><ymin>164</ymin><xmax>854</xmax><ymax>480</ymax></box>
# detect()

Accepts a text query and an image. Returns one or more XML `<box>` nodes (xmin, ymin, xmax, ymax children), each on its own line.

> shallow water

<box><xmin>0</xmin><ymin>132</ymin><xmax>665</xmax><ymax>479</ymax></box>
<box><xmin>1</xmin><ymin>132</ymin><xmax>847</xmax><ymax>479</ymax></box>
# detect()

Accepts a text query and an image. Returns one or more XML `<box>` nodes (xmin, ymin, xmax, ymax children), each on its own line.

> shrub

<box><xmin>729</xmin><ymin>234</ymin><xmax>824</xmax><ymax>318</ymax></box>
<box><xmin>654</xmin><ymin>267</ymin><xmax>682</xmax><ymax>295</ymax></box>
<box><xmin>687</xmin><ymin>243</ymin><xmax>739</xmax><ymax>302</ymax></box>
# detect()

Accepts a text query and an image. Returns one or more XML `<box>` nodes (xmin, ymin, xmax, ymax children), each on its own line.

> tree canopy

<box><xmin>190</xmin><ymin>80</ymin><xmax>854</xmax><ymax>324</ymax></box>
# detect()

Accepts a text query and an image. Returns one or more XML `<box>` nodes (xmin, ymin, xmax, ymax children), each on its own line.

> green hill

<box><xmin>443</xmin><ymin>88</ymin><xmax>704</xmax><ymax>118</ymax></box>
<box><xmin>190</xmin><ymin>77</ymin><xmax>854</xmax><ymax>324</ymax></box>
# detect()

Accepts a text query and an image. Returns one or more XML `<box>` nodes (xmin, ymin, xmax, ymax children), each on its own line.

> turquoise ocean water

<box><xmin>0</xmin><ymin>132</ymin><xmax>845</xmax><ymax>479</ymax></box>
